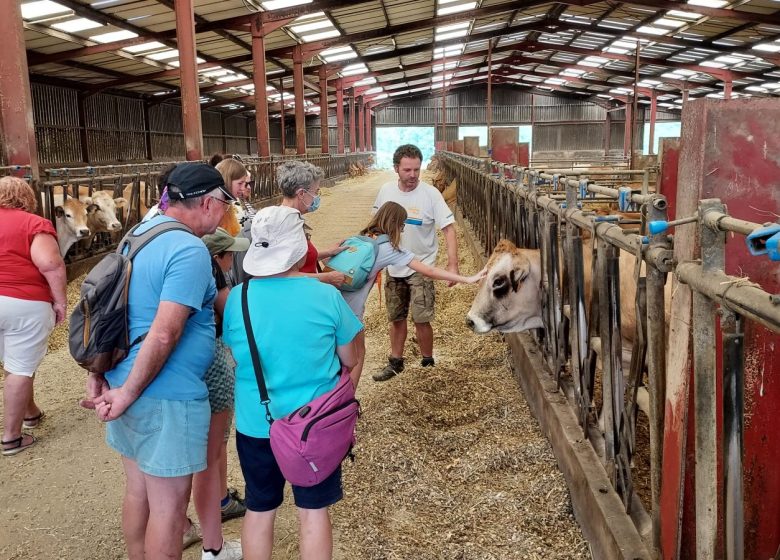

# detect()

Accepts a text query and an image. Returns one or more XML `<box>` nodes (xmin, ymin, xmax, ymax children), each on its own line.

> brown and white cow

<box><xmin>85</xmin><ymin>190</ymin><xmax>127</xmax><ymax>239</ymax></box>
<box><xmin>52</xmin><ymin>195</ymin><xmax>95</xmax><ymax>257</ymax></box>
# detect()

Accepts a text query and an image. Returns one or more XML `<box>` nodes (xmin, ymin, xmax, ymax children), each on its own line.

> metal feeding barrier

<box><xmin>436</xmin><ymin>150</ymin><xmax>780</xmax><ymax>558</ymax></box>
<box><xmin>33</xmin><ymin>152</ymin><xmax>374</xmax><ymax>269</ymax></box>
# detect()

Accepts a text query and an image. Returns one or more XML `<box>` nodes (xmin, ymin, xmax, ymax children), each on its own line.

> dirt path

<box><xmin>0</xmin><ymin>169</ymin><xmax>588</xmax><ymax>560</ymax></box>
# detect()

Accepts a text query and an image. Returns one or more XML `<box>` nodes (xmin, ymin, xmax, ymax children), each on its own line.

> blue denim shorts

<box><xmin>106</xmin><ymin>395</ymin><xmax>210</xmax><ymax>477</ymax></box>
<box><xmin>236</xmin><ymin>431</ymin><xmax>343</xmax><ymax>511</ymax></box>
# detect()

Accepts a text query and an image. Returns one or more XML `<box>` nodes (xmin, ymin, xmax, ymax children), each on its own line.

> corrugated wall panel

<box><xmin>150</xmin><ymin>104</ymin><xmax>183</xmax><ymax>133</ymax></box>
<box><xmin>32</xmin><ymin>84</ymin><xmax>82</xmax><ymax>164</ymax></box>
<box><xmin>202</xmin><ymin>111</ymin><xmax>223</xmax><ymax>136</ymax></box>
<box><xmin>534</xmin><ymin>123</ymin><xmax>606</xmax><ymax>152</ymax></box>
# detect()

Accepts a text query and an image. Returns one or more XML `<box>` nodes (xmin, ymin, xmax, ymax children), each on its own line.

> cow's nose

<box><xmin>465</xmin><ymin>317</ymin><xmax>475</xmax><ymax>330</ymax></box>
<box><xmin>79</xmin><ymin>228</ymin><xmax>90</xmax><ymax>236</ymax></box>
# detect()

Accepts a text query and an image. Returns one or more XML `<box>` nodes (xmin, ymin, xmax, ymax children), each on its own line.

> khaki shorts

<box><xmin>385</xmin><ymin>273</ymin><xmax>435</xmax><ymax>324</ymax></box>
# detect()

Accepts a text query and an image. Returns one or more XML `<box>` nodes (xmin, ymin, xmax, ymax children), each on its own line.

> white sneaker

<box><xmin>202</xmin><ymin>539</ymin><xmax>243</xmax><ymax>560</ymax></box>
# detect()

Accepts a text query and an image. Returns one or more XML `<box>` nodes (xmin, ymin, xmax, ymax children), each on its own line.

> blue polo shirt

<box><xmin>223</xmin><ymin>276</ymin><xmax>363</xmax><ymax>438</ymax></box>
<box><xmin>105</xmin><ymin>215</ymin><xmax>216</xmax><ymax>400</ymax></box>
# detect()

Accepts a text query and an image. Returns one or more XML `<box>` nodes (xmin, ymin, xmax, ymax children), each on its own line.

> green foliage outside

<box><xmin>375</xmin><ymin>127</ymin><xmax>435</xmax><ymax>169</ymax></box>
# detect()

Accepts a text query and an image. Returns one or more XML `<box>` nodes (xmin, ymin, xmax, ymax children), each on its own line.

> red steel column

<box><xmin>279</xmin><ymin>77</ymin><xmax>286</xmax><ymax>154</ymax></box>
<box><xmin>0</xmin><ymin>0</ymin><xmax>39</xmax><ymax>181</ymax></box>
<box><xmin>349</xmin><ymin>90</ymin><xmax>357</xmax><ymax>152</ymax></box>
<box><xmin>319</xmin><ymin>67</ymin><xmax>329</xmax><ymax>154</ymax></box>
<box><xmin>336</xmin><ymin>79</ymin><xmax>345</xmax><ymax>154</ymax></box>
<box><xmin>251</xmin><ymin>17</ymin><xmax>270</xmax><ymax>157</ymax></box>
<box><xmin>293</xmin><ymin>45</ymin><xmax>306</xmax><ymax>155</ymax></box>
<box><xmin>623</xmin><ymin>103</ymin><xmax>632</xmax><ymax>159</ymax></box>
<box><xmin>174</xmin><ymin>0</ymin><xmax>203</xmax><ymax>161</ymax></box>
<box><xmin>723</xmin><ymin>79</ymin><xmax>733</xmax><ymax>100</ymax></box>
<box><xmin>648</xmin><ymin>91</ymin><xmax>658</xmax><ymax>156</ymax></box>
<box><xmin>365</xmin><ymin>103</ymin><xmax>372</xmax><ymax>151</ymax></box>
<box><xmin>486</xmin><ymin>40</ymin><xmax>493</xmax><ymax>151</ymax></box>
<box><xmin>358</xmin><ymin>96</ymin><xmax>365</xmax><ymax>152</ymax></box>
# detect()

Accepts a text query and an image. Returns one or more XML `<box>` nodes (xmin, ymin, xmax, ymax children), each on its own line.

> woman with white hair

<box><xmin>222</xmin><ymin>205</ymin><xmax>362</xmax><ymax>560</ymax></box>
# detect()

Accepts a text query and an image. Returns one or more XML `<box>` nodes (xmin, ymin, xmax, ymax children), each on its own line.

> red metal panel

<box><xmin>517</xmin><ymin>142</ymin><xmax>530</xmax><ymax>166</ymax></box>
<box><xmin>0</xmin><ymin>1</ymin><xmax>39</xmax><ymax>179</ymax></box>
<box><xmin>452</xmin><ymin>140</ymin><xmax>464</xmax><ymax>154</ymax></box>
<box><xmin>463</xmin><ymin>136</ymin><xmax>480</xmax><ymax>156</ymax></box>
<box><xmin>663</xmin><ymin>98</ymin><xmax>780</xmax><ymax>560</ymax></box>
<box><xmin>435</xmin><ymin>141</ymin><xmax>446</xmax><ymax>151</ymax></box>
<box><xmin>658</xmin><ymin>138</ymin><xmax>680</xmax><ymax>221</ymax></box>
<box><xmin>490</xmin><ymin>127</ymin><xmax>519</xmax><ymax>165</ymax></box>
<box><xmin>174</xmin><ymin>0</ymin><xmax>204</xmax><ymax>161</ymax></box>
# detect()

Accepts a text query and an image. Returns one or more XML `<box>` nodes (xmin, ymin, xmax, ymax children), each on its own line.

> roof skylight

<box><xmin>637</xmin><ymin>25</ymin><xmax>669</xmax><ymax>36</ymax></box>
<box><xmin>51</xmin><ymin>18</ymin><xmax>102</xmax><ymax>33</ymax></box>
<box><xmin>320</xmin><ymin>46</ymin><xmax>358</xmax><ymax>62</ymax></box>
<box><xmin>123</xmin><ymin>41</ymin><xmax>165</xmax><ymax>53</ymax></box>
<box><xmin>90</xmin><ymin>30</ymin><xmax>138</xmax><ymax>43</ymax></box>
<box><xmin>290</xmin><ymin>17</ymin><xmax>330</xmax><ymax>34</ymax></box>
<box><xmin>147</xmin><ymin>49</ymin><xmax>179</xmax><ymax>61</ymax></box>
<box><xmin>261</xmin><ymin>0</ymin><xmax>312</xmax><ymax>10</ymax></box>
<box><xmin>437</xmin><ymin>2</ymin><xmax>477</xmax><ymax>16</ymax></box>
<box><xmin>654</xmin><ymin>18</ymin><xmax>687</xmax><ymax>28</ymax></box>
<box><xmin>667</xmin><ymin>9</ymin><xmax>702</xmax><ymax>19</ymax></box>
<box><xmin>341</xmin><ymin>63</ymin><xmax>368</xmax><ymax>77</ymax></box>
<box><xmin>687</xmin><ymin>0</ymin><xmax>726</xmax><ymax>6</ymax></box>
<box><xmin>20</xmin><ymin>1</ymin><xmax>70</xmax><ymax>21</ymax></box>
<box><xmin>301</xmin><ymin>29</ymin><xmax>340</xmax><ymax>42</ymax></box>
<box><xmin>753</xmin><ymin>43</ymin><xmax>780</xmax><ymax>53</ymax></box>
<box><xmin>364</xmin><ymin>86</ymin><xmax>383</xmax><ymax>95</ymax></box>
<box><xmin>354</xmin><ymin>77</ymin><xmax>377</xmax><ymax>86</ymax></box>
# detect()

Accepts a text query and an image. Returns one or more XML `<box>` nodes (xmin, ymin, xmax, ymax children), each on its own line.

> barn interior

<box><xmin>1</xmin><ymin>0</ymin><xmax>780</xmax><ymax>559</ymax></box>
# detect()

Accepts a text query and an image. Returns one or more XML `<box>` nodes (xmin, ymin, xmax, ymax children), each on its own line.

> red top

<box><xmin>0</xmin><ymin>208</ymin><xmax>58</xmax><ymax>303</ymax></box>
<box><xmin>301</xmin><ymin>239</ymin><xmax>319</xmax><ymax>273</ymax></box>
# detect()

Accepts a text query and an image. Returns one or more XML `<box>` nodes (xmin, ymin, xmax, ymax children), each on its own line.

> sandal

<box><xmin>23</xmin><ymin>410</ymin><xmax>45</xmax><ymax>429</ymax></box>
<box><xmin>2</xmin><ymin>434</ymin><xmax>37</xmax><ymax>456</ymax></box>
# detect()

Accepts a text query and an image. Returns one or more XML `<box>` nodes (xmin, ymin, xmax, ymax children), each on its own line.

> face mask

<box><xmin>304</xmin><ymin>191</ymin><xmax>321</xmax><ymax>212</ymax></box>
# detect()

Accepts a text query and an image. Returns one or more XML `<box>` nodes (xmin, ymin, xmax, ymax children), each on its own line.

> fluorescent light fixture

<box><xmin>51</xmin><ymin>17</ymin><xmax>102</xmax><ymax>33</ymax></box>
<box><xmin>753</xmin><ymin>43</ymin><xmax>780</xmax><ymax>53</ymax></box>
<box><xmin>301</xmin><ymin>29</ymin><xmax>340</xmax><ymax>42</ymax></box>
<box><xmin>436</xmin><ymin>29</ymin><xmax>468</xmax><ymax>41</ymax></box>
<box><xmin>637</xmin><ymin>25</ymin><xmax>669</xmax><ymax>35</ymax></box>
<box><xmin>437</xmin><ymin>2</ymin><xmax>476</xmax><ymax>16</ymax></box>
<box><xmin>20</xmin><ymin>1</ymin><xmax>70</xmax><ymax>20</ymax></box>
<box><xmin>147</xmin><ymin>49</ymin><xmax>179</xmax><ymax>61</ymax></box>
<box><xmin>90</xmin><ymin>30</ymin><xmax>138</xmax><ymax>43</ymax></box>
<box><xmin>654</xmin><ymin>18</ymin><xmax>686</xmax><ymax>27</ymax></box>
<box><xmin>687</xmin><ymin>0</ymin><xmax>726</xmax><ymax>6</ymax></box>
<box><xmin>123</xmin><ymin>41</ymin><xmax>165</xmax><ymax>53</ymax></box>
<box><xmin>667</xmin><ymin>9</ymin><xmax>702</xmax><ymax>18</ymax></box>
<box><xmin>354</xmin><ymin>77</ymin><xmax>376</xmax><ymax>86</ymax></box>
<box><xmin>261</xmin><ymin>0</ymin><xmax>312</xmax><ymax>10</ymax></box>
<box><xmin>715</xmin><ymin>55</ymin><xmax>743</xmax><ymax>64</ymax></box>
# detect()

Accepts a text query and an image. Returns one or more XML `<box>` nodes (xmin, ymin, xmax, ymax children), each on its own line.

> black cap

<box><xmin>166</xmin><ymin>162</ymin><xmax>235</xmax><ymax>201</ymax></box>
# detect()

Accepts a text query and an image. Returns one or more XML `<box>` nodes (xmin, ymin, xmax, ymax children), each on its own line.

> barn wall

<box><xmin>23</xmin><ymin>83</ymin><xmax>363</xmax><ymax>166</ymax></box>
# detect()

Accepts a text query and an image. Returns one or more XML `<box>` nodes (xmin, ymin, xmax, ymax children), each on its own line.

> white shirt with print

<box><xmin>371</xmin><ymin>180</ymin><xmax>454</xmax><ymax>278</ymax></box>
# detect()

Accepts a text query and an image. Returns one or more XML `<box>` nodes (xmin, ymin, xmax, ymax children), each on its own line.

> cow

<box><xmin>52</xmin><ymin>195</ymin><xmax>95</xmax><ymax>257</ymax></box>
<box><xmin>85</xmin><ymin>190</ymin><xmax>127</xmax><ymax>240</ymax></box>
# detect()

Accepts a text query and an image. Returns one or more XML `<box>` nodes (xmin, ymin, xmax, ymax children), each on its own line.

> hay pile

<box><xmin>335</xmin><ymin>227</ymin><xmax>589</xmax><ymax>559</ymax></box>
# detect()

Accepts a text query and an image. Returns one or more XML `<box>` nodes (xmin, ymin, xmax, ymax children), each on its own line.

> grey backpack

<box><xmin>69</xmin><ymin>221</ymin><xmax>192</xmax><ymax>373</ymax></box>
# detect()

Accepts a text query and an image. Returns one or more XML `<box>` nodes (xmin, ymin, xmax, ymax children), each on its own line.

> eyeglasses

<box><xmin>209</xmin><ymin>196</ymin><xmax>232</xmax><ymax>212</ymax></box>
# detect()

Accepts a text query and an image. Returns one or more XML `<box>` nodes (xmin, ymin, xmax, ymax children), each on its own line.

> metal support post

<box><xmin>487</xmin><ymin>40</ymin><xmax>493</xmax><ymax>152</ymax></box>
<box><xmin>349</xmin><ymin>90</ymin><xmax>357</xmax><ymax>153</ymax></box>
<box><xmin>336</xmin><ymin>79</ymin><xmax>345</xmax><ymax>154</ymax></box>
<box><xmin>358</xmin><ymin>96</ymin><xmax>365</xmax><ymax>152</ymax></box>
<box><xmin>693</xmin><ymin>198</ymin><xmax>726</xmax><ymax>560</ymax></box>
<box><xmin>174</xmin><ymin>0</ymin><xmax>204</xmax><ymax>161</ymax></box>
<box><xmin>251</xmin><ymin>16</ymin><xmax>270</xmax><ymax>157</ymax></box>
<box><xmin>365</xmin><ymin>103</ymin><xmax>372</xmax><ymax>151</ymax></box>
<box><xmin>143</xmin><ymin>101</ymin><xmax>153</xmax><ymax>160</ymax></box>
<box><xmin>279</xmin><ymin>77</ymin><xmax>286</xmax><ymax>154</ymax></box>
<box><xmin>0</xmin><ymin>0</ymin><xmax>40</xmax><ymax>181</ymax></box>
<box><xmin>319</xmin><ymin>67</ymin><xmax>328</xmax><ymax>154</ymax></box>
<box><xmin>649</xmin><ymin>91</ymin><xmax>658</xmax><ymax>156</ymax></box>
<box><xmin>723</xmin><ymin>310</ymin><xmax>744</xmax><ymax>560</ymax></box>
<box><xmin>723</xmin><ymin>80</ymin><xmax>733</xmax><ymax>100</ymax></box>
<box><xmin>292</xmin><ymin>45</ymin><xmax>306</xmax><ymax>155</ymax></box>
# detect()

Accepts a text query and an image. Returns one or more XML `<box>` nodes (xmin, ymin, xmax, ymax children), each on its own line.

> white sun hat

<box><xmin>243</xmin><ymin>205</ymin><xmax>308</xmax><ymax>277</ymax></box>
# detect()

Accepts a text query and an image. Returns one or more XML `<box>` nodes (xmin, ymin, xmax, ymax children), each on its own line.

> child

<box><xmin>335</xmin><ymin>201</ymin><xmax>485</xmax><ymax>384</ymax></box>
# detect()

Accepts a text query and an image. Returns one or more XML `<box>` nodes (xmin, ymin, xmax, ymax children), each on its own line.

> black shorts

<box><xmin>236</xmin><ymin>431</ymin><xmax>343</xmax><ymax>511</ymax></box>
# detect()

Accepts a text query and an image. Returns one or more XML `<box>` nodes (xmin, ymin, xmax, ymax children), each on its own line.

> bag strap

<box><xmin>241</xmin><ymin>281</ymin><xmax>274</xmax><ymax>424</ymax></box>
<box><xmin>119</xmin><ymin>220</ymin><xmax>194</xmax><ymax>260</ymax></box>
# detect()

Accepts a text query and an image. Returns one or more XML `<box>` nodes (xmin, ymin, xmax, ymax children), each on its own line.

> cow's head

<box><xmin>87</xmin><ymin>191</ymin><xmax>126</xmax><ymax>232</ymax></box>
<box><xmin>466</xmin><ymin>240</ymin><xmax>543</xmax><ymax>333</ymax></box>
<box><xmin>55</xmin><ymin>198</ymin><xmax>93</xmax><ymax>239</ymax></box>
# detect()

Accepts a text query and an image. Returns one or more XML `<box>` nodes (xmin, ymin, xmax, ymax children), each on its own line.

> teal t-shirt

<box><xmin>105</xmin><ymin>215</ymin><xmax>216</xmax><ymax>400</ymax></box>
<box><xmin>223</xmin><ymin>276</ymin><xmax>363</xmax><ymax>438</ymax></box>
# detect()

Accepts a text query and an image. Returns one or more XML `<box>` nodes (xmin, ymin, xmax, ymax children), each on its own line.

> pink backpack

<box><xmin>241</xmin><ymin>281</ymin><xmax>360</xmax><ymax>487</ymax></box>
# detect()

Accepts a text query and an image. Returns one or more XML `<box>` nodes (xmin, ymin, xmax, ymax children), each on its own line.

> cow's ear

<box><xmin>493</xmin><ymin>239</ymin><xmax>516</xmax><ymax>254</ymax></box>
<box><xmin>114</xmin><ymin>197</ymin><xmax>128</xmax><ymax>208</ymax></box>
<box><xmin>509</xmin><ymin>268</ymin><xmax>527</xmax><ymax>292</ymax></box>
<box><xmin>55</xmin><ymin>206</ymin><xmax>65</xmax><ymax>217</ymax></box>
<box><xmin>87</xmin><ymin>204</ymin><xmax>100</xmax><ymax>214</ymax></box>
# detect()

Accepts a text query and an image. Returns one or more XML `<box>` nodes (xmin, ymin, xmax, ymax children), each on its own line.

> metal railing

<box><xmin>36</xmin><ymin>152</ymin><xmax>374</xmax><ymax>267</ymax></box>
<box><xmin>436</xmin><ymin>150</ymin><xmax>779</xmax><ymax>558</ymax></box>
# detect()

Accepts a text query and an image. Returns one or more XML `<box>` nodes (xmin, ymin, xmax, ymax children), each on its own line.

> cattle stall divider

<box><xmin>439</xmin><ymin>150</ymin><xmax>780</xmax><ymax>560</ymax></box>
<box><xmin>33</xmin><ymin>152</ymin><xmax>374</xmax><ymax>280</ymax></box>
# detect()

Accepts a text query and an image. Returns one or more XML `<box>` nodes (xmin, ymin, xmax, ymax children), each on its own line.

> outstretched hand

<box><xmin>466</xmin><ymin>266</ymin><xmax>488</xmax><ymax>284</ymax></box>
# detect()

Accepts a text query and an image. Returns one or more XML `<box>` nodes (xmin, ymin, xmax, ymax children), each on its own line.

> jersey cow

<box><xmin>52</xmin><ymin>195</ymin><xmax>95</xmax><ymax>257</ymax></box>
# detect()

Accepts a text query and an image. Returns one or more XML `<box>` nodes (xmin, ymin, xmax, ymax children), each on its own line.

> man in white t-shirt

<box><xmin>371</xmin><ymin>144</ymin><xmax>459</xmax><ymax>382</ymax></box>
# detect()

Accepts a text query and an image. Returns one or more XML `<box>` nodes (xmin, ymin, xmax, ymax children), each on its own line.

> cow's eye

<box><xmin>492</xmin><ymin>276</ymin><xmax>507</xmax><ymax>289</ymax></box>
<box><xmin>66</xmin><ymin>213</ymin><xmax>72</xmax><ymax>218</ymax></box>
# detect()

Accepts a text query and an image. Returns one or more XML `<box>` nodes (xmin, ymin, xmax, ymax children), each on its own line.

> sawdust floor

<box><xmin>0</xmin><ymin>170</ymin><xmax>588</xmax><ymax>559</ymax></box>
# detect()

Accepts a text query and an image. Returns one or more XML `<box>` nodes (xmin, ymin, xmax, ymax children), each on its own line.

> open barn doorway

<box><xmin>376</xmin><ymin>126</ymin><xmax>435</xmax><ymax>170</ymax></box>
<box><xmin>458</xmin><ymin>125</ymin><xmax>533</xmax><ymax>154</ymax></box>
